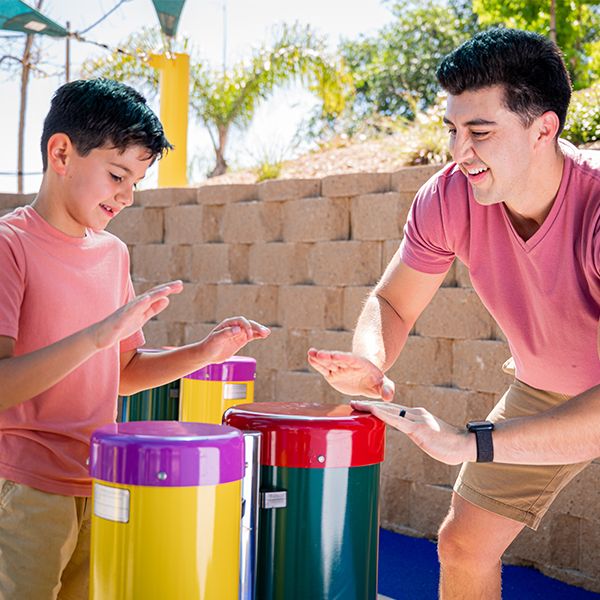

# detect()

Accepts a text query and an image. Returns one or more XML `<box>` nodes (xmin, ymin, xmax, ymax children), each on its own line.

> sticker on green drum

<box><xmin>94</xmin><ymin>483</ymin><xmax>130</xmax><ymax>523</ymax></box>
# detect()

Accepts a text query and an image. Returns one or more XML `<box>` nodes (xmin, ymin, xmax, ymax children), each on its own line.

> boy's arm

<box><xmin>0</xmin><ymin>281</ymin><xmax>181</xmax><ymax>411</ymax></box>
<box><xmin>308</xmin><ymin>252</ymin><xmax>447</xmax><ymax>400</ymax></box>
<box><xmin>119</xmin><ymin>316</ymin><xmax>270</xmax><ymax>395</ymax></box>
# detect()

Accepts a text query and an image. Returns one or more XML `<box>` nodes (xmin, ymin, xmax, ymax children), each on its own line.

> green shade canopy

<box><xmin>0</xmin><ymin>0</ymin><xmax>67</xmax><ymax>37</ymax></box>
<box><xmin>151</xmin><ymin>0</ymin><xmax>186</xmax><ymax>37</ymax></box>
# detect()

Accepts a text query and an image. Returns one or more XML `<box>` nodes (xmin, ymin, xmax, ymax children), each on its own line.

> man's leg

<box><xmin>437</xmin><ymin>493</ymin><xmax>524</xmax><ymax>600</ymax></box>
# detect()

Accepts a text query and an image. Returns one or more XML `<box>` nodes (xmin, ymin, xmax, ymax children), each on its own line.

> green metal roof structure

<box><xmin>0</xmin><ymin>0</ymin><xmax>67</xmax><ymax>37</ymax></box>
<box><xmin>151</xmin><ymin>0</ymin><xmax>186</xmax><ymax>37</ymax></box>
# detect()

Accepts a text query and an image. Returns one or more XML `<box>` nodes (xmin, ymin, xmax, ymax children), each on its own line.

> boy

<box><xmin>0</xmin><ymin>78</ymin><xmax>270</xmax><ymax>599</ymax></box>
<box><xmin>309</xmin><ymin>28</ymin><xmax>600</xmax><ymax>599</ymax></box>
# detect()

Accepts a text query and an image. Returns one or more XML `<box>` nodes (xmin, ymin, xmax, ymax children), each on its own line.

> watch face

<box><xmin>467</xmin><ymin>420</ymin><xmax>494</xmax><ymax>431</ymax></box>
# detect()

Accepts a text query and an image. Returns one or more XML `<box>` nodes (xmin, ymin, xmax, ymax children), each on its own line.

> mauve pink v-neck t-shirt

<box><xmin>400</xmin><ymin>141</ymin><xmax>600</xmax><ymax>396</ymax></box>
<box><xmin>0</xmin><ymin>206</ymin><xmax>143</xmax><ymax>496</ymax></box>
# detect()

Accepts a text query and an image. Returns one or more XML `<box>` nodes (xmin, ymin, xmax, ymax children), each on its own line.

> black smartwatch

<box><xmin>466</xmin><ymin>420</ymin><xmax>495</xmax><ymax>463</ymax></box>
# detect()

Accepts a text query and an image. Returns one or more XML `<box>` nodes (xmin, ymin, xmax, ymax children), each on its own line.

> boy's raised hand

<box><xmin>199</xmin><ymin>317</ymin><xmax>271</xmax><ymax>364</ymax></box>
<box><xmin>307</xmin><ymin>348</ymin><xmax>395</xmax><ymax>401</ymax></box>
<box><xmin>92</xmin><ymin>281</ymin><xmax>183</xmax><ymax>350</ymax></box>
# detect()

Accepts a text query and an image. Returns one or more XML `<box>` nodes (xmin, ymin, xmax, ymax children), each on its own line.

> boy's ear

<box><xmin>46</xmin><ymin>133</ymin><xmax>74</xmax><ymax>175</ymax></box>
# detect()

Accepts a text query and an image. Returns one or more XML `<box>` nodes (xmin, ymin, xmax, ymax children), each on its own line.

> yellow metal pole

<box><xmin>148</xmin><ymin>52</ymin><xmax>190</xmax><ymax>187</ymax></box>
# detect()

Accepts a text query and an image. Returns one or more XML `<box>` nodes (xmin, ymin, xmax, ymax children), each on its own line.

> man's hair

<box><xmin>437</xmin><ymin>28</ymin><xmax>572</xmax><ymax>135</ymax></box>
<box><xmin>41</xmin><ymin>78</ymin><xmax>172</xmax><ymax>170</ymax></box>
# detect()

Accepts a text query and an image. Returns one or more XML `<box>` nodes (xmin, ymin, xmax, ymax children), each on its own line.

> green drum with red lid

<box><xmin>223</xmin><ymin>402</ymin><xmax>386</xmax><ymax>600</ymax></box>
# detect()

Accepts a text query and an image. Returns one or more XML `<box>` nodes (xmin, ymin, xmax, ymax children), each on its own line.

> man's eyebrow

<box><xmin>443</xmin><ymin>116</ymin><xmax>497</xmax><ymax>127</ymax></box>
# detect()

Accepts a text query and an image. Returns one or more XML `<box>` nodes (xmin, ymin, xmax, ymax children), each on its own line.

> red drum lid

<box><xmin>223</xmin><ymin>402</ymin><xmax>385</xmax><ymax>468</ymax></box>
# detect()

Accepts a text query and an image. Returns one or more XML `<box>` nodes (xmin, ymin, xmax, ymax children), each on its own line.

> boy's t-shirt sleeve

<box><xmin>399</xmin><ymin>179</ymin><xmax>456</xmax><ymax>274</ymax></box>
<box><xmin>0</xmin><ymin>224</ymin><xmax>25</xmax><ymax>340</ymax></box>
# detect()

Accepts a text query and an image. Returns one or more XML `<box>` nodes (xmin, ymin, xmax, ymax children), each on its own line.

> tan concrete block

<box><xmin>351</xmin><ymin>192</ymin><xmax>402</xmax><ymax>241</ymax></box>
<box><xmin>492</xmin><ymin>322</ymin><xmax>507</xmax><ymax>342</ymax></box>
<box><xmin>387</xmin><ymin>336</ymin><xmax>453</xmax><ymax>386</ymax></box>
<box><xmin>308</xmin><ymin>329</ymin><xmax>353</xmax><ymax>352</ymax></box>
<box><xmin>391</xmin><ymin>165</ymin><xmax>441</xmax><ymax>193</ymax></box>
<box><xmin>275</xmin><ymin>370</ymin><xmax>325</xmax><ymax>403</ymax></box>
<box><xmin>548</xmin><ymin>514</ymin><xmax>581</xmax><ymax>570</ymax></box>
<box><xmin>248</xmin><ymin>243</ymin><xmax>310</xmax><ymax>284</ymax></box>
<box><xmin>258</xmin><ymin>178</ymin><xmax>321</xmax><ymax>202</ymax></box>
<box><xmin>191</xmin><ymin>243</ymin><xmax>231</xmax><ymax>284</ymax></box>
<box><xmin>455</xmin><ymin>260</ymin><xmax>472</xmax><ymax>287</ymax></box>
<box><xmin>134</xmin><ymin>187</ymin><xmax>197</xmax><ymax>207</ymax></box>
<box><xmin>197</xmin><ymin>183</ymin><xmax>258</xmax><ymax>205</ymax></box>
<box><xmin>229</xmin><ymin>244</ymin><xmax>250</xmax><ymax>283</ymax></box>
<box><xmin>164</xmin><ymin>205</ymin><xmax>204</xmax><ymax>244</ymax></box>
<box><xmin>107</xmin><ymin>207</ymin><xmax>163</xmax><ymax>244</ymax></box>
<box><xmin>397</xmin><ymin>191</ymin><xmax>415</xmax><ymax>231</ymax></box>
<box><xmin>0</xmin><ymin>193</ymin><xmax>34</xmax><ymax>210</ymax></box>
<box><xmin>549</xmin><ymin>462</ymin><xmax>600</xmax><ymax>522</ymax></box>
<box><xmin>216</xmin><ymin>284</ymin><xmax>279</xmax><ymax>326</ymax></box>
<box><xmin>579</xmin><ymin>518</ymin><xmax>600</xmax><ymax>582</ymax></box>
<box><xmin>342</xmin><ymin>286</ymin><xmax>371</xmax><ymax>331</ymax></box>
<box><xmin>505</xmin><ymin>516</ymin><xmax>551</xmax><ymax>566</ymax></box>
<box><xmin>159</xmin><ymin>283</ymin><xmax>217</xmax><ymax>323</ymax></box>
<box><xmin>382</xmin><ymin>240</ymin><xmax>401</xmax><ymax>268</ymax></box>
<box><xmin>381</xmin><ymin>427</ymin><xmax>420</xmax><ymax>481</ymax></box>
<box><xmin>379</xmin><ymin>475</ymin><xmax>411</xmax><ymax>528</ymax></box>
<box><xmin>452</xmin><ymin>340</ymin><xmax>512</xmax><ymax>394</ymax></box>
<box><xmin>441</xmin><ymin>262</ymin><xmax>457</xmax><ymax>287</ymax></box>
<box><xmin>183</xmin><ymin>322</ymin><xmax>219</xmax><ymax>345</ymax></box>
<box><xmin>415</xmin><ymin>288</ymin><xmax>495</xmax><ymax>340</ymax></box>
<box><xmin>141</xmin><ymin>320</ymin><xmax>185</xmax><ymax>347</ymax></box>
<box><xmin>131</xmin><ymin>244</ymin><xmax>191</xmax><ymax>282</ymax></box>
<box><xmin>409</xmin><ymin>482</ymin><xmax>452</xmax><ymax>538</ymax></box>
<box><xmin>282</xmin><ymin>196</ymin><xmax>349</xmax><ymax>242</ymax></box>
<box><xmin>240</xmin><ymin>326</ymin><xmax>287</xmax><ymax>372</ymax></box>
<box><xmin>309</xmin><ymin>241</ymin><xmax>382</xmax><ymax>286</ymax></box>
<box><xmin>254</xmin><ymin>367</ymin><xmax>276</xmax><ymax>403</ymax></box>
<box><xmin>286</xmin><ymin>329</ymin><xmax>309</xmax><ymax>371</ymax></box>
<box><xmin>279</xmin><ymin>285</ymin><xmax>343</xmax><ymax>330</ymax></box>
<box><xmin>222</xmin><ymin>201</ymin><xmax>282</xmax><ymax>243</ymax></box>
<box><xmin>322</xmin><ymin>172</ymin><xmax>391</xmax><ymax>197</ymax></box>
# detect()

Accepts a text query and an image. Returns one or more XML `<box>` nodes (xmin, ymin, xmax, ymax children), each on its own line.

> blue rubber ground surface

<box><xmin>378</xmin><ymin>529</ymin><xmax>600</xmax><ymax>599</ymax></box>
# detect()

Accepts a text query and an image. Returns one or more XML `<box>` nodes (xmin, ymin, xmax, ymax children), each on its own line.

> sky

<box><xmin>0</xmin><ymin>0</ymin><xmax>394</xmax><ymax>193</ymax></box>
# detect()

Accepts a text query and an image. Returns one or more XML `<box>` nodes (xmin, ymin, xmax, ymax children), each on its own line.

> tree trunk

<box><xmin>17</xmin><ymin>0</ymin><xmax>44</xmax><ymax>194</ymax></box>
<box><xmin>209</xmin><ymin>125</ymin><xmax>229</xmax><ymax>177</ymax></box>
<box><xmin>549</xmin><ymin>0</ymin><xmax>557</xmax><ymax>45</ymax></box>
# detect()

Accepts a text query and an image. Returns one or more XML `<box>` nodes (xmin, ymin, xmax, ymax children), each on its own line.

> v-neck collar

<box><xmin>498</xmin><ymin>152</ymin><xmax>572</xmax><ymax>253</ymax></box>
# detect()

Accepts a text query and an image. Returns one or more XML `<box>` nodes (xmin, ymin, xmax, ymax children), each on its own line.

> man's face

<box><xmin>444</xmin><ymin>85</ymin><xmax>539</xmax><ymax>206</ymax></box>
<box><xmin>61</xmin><ymin>143</ymin><xmax>153</xmax><ymax>236</ymax></box>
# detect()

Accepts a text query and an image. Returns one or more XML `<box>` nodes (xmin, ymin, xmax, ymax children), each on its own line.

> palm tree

<box><xmin>82</xmin><ymin>24</ymin><xmax>350</xmax><ymax>177</ymax></box>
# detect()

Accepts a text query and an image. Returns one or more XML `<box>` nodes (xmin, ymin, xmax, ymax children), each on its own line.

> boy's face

<box><xmin>443</xmin><ymin>85</ymin><xmax>543</xmax><ymax>207</ymax></box>
<box><xmin>56</xmin><ymin>142</ymin><xmax>153</xmax><ymax>237</ymax></box>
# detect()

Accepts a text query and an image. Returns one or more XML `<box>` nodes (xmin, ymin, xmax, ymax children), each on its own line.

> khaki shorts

<box><xmin>455</xmin><ymin>360</ymin><xmax>591</xmax><ymax>530</ymax></box>
<box><xmin>0</xmin><ymin>478</ymin><xmax>91</xmax><ymax>600</ymax></box>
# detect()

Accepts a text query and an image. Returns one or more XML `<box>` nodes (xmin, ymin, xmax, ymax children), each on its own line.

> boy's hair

<box><xmin>437</xmin><ymin>28</ymin><xmax>572</xmax><ymax>135</ymax></box>
<box><xmin>40</xmin><ymin>78</ymin><xmax>172</xmax><ymax>170</ymax></box>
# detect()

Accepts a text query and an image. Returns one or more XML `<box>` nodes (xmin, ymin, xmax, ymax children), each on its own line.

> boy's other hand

<box><xmin>307</xmin><ymin>348</ymin><xmax>395</xmax><ymax>401</ymax></box>
<box><xmin>92</xmin><ymin>281</ymin><xmax>183</xmax><ymax>350</ymax></box>
<box><xmin>198</xmin><ymin>317</ymin><xmax>270</xmax><ymax>364</ymax></box>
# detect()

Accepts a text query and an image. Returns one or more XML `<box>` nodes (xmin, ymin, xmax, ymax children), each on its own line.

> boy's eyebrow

<box><xmin>443</xmin><ymin>116</ymin><xmax>498</xmax><ymax>127</ymax></box>
<box><xmin>108</xmin><ymin>161</ymin><xmax>133</xmax><ymax>175</ymax></box>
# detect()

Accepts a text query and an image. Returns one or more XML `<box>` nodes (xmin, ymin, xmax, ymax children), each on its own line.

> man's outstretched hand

<box><xmin>307</xmin><ymin>348</ymin><xmax>395</xmax><ymax>401</ymax></box>
<box><xmin>350</xmin><ymin>400</ymin><xmax>476</xmax><ymax>465</ymax></box>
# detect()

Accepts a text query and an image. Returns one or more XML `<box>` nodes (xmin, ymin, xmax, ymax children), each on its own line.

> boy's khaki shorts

<box><xmin>0</xmin><ymin>478</ymin><xmax>91</xmax><ymax>600</ymax></box>
<box><xmin>455</xmin><ymin>361</ymin><xmax>591</xmax><ymax>530</ymax></box>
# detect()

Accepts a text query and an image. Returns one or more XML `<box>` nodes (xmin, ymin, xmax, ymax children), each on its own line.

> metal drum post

<box><xmin>224</xmin><ymin>402</ymin><xmax>386</xmax><ymax>600</ymax></box>
<box><xmin>89</xmin><ymin>421</ymin><xmax>244</xmax><ymax>600</ymax></box>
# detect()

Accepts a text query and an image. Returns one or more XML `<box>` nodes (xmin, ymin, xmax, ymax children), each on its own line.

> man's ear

<box><xmin>534</xmin><ymin>111</ymin><xmax>561</xmax><ymax>147</ymax></box>
<box><xmin>46</xmin><ymin>133</ymin><xmax>74</xmax><ymax>176</ymax></box>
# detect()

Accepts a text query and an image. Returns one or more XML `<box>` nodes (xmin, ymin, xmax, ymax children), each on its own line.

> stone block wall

<box><xmin>2</xmin><ymin>164</ymin><xmax>599</xmax><ymax>592</ymax></box>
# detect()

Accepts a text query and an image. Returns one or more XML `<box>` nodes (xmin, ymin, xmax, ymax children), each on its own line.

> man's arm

<box><xmin>119</xmin><ymin>316</ymin><xmax>270</xmax><ymax>396</ymax></box>
<box><xmin>308</xmin><ymin>251</ymin><xmax>447</xmax><ymax>399</ymax></box>
<box><xmin>0</xmin><ymin>281</ymin><xmax>181</xmax><ymax>411</ymax></box>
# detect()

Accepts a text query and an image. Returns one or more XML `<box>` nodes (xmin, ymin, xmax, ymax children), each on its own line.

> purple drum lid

<box><xmin>89</xmin><ymin>421</ymin><xmax>244</xmax><ymax>487</ymax></box>
<box><xmin>183</xmin><ymin>355</ymin><xmax>256</xmax><ymax>382</ymax></box>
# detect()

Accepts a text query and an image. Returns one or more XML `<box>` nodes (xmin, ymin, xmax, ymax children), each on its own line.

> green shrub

<box><xmin>563</xmin><ymin>84</ymin><xmax>600</xmax><ymax>145</ymax></box>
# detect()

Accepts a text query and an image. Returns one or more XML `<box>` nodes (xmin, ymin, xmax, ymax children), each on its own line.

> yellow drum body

<box><xmin>89</xmin><ymin>422</ymin><xmax>245</xmax><ymax>600</ymax></box>
<box><xmin>179</xmin><ymin>357</ymin><xmax>256</xmax><ymax>424</ymax></box>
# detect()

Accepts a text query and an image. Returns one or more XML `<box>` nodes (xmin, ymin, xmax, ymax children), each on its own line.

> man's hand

<box><xmin>91</xmin><ymin>281</ymin><xmax>183</xmax><ymax>350</ymax></box>
<box><xmin>199</xmin><ymin>316</ymin><xmax>270</xmax><ymax>364</ymax></box>
<box><xmin>307</xmin><ymin>349</ymin><xmax>395</xmax><ymax>401</ymax></box>
<box><xmin>351</xmin><ymin>400</ymin><xmax>476</xmax><ymax>465</ymax></box>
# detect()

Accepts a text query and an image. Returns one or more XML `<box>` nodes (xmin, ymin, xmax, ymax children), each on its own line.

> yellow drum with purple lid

<box><xmin>89</xmin><ymin>421</ymin><xmax>244</xmax><ymax>600</ymax></box>
<box><xmin>179</xmin><ymin>356</ymin><xmax>256</xmax><ymax>424</ymax></box>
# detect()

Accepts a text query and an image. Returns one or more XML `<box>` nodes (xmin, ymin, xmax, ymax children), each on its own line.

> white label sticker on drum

<box><xmin>223</xmin><ymin>383</ymin><xmax>247</xmax><ymax>400</ymax></box>
<box><xmin>93</xmin><ymin>482</ymin><xmax>130</xmax><ymax>523</ymax></box>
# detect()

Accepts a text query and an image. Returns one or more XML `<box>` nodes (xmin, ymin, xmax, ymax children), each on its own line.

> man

<box><xmin>308</xmin><ymin>28</ymin><xmax>600</xmax><ymax>599</ymax></box>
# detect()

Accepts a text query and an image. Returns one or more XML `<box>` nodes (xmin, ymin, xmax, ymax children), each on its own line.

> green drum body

<box><xmin>224</xmin><ymin>402</ymin><xmax>386</xmax><ymax>600</ymax></box>
<box><xmin>117</xmin><ymin>380</ymin><xmax>180</xmax><ymax>422</ymax></box>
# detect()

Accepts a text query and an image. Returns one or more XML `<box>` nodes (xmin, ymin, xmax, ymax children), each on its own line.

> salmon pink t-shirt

<box><xmin>0</xmin><ymin>206</ymin><xmax>144</xmax><ymax>496</ymax></box>
<box><xmin>400</xmin><ymin>141</ymin><xmax>600</xmax><ymax>396</ymax></box>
